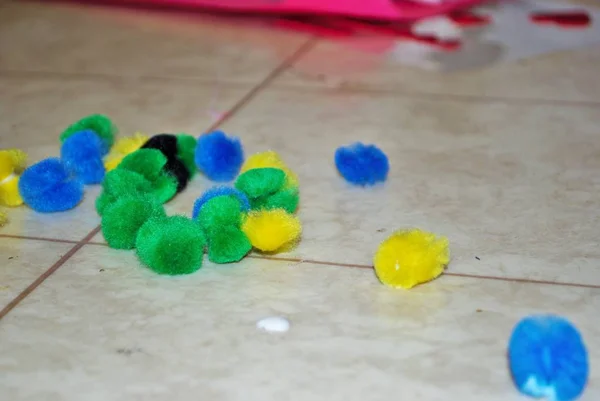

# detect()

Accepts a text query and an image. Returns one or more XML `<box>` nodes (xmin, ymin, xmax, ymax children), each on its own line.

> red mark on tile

<box><xmin>529</xmin><ymin>10</ymin><xmax>591</xmax><ymax>28</ymax></box>
<box><xmin>449</xmin><ymin>11</ymin><xmax>491</xmax><ymax>27</ymax></box>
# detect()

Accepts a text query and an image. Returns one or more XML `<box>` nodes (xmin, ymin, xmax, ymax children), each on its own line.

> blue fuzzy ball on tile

<box><xmin>334</xmin><ymin>142</ymin><xmax>389</xmax><ymax>186</ymax></box>
<box><xmin>18</xmin><ymin>158</ymin><xmax>84</xmax><ymax>213</ymax></box>
<box><xmin>61</xmin><ymin>130</ymin><xmax>106</xmax><ymax>185</ymax></box>
<box><xmin>192</xmin><ymin>186</ymin><xmax>250</xmax><ymax>219</ymax></box>
<box><xmin>194</xmin><ymin>131</ymin><xmax>244</xmax><ymax>182</ymax></box>
<box><xmin>508</xmin><ymin>315</ymin><xmax>588</xmax><ymax>401</ymax></box>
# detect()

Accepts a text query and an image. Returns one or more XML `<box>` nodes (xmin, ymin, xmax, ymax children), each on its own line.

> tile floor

<box><xmin>1</xmin><ymin>1</ymin><xmax>599</xmax><ymax>400</ymax></box>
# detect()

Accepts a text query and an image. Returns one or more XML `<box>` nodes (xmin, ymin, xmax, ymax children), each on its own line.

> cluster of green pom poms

<box><xmin>98</xmin><ymin>129</ymin><xmax>302</xmax><ymax>275</ymax></box>
<box><xmin>98</xmin><ymin>134</ymin><xmax>206</xmax><ymax>275</ymax></box>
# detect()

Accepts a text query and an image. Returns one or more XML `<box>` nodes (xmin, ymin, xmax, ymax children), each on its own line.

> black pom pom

<box><xmin>142</xmin><ymin>134</ymin><xmax>178</xmax><ymax>159</ymax></box>
<box><xmin>143</xmin><ymin>134</ymin><xmax>190</xmax><ymax>192</ymax></box>
<box><xmin>165</xmin><ymin>157</ymin><xmax>190</xmax><ymax>193</ymax></box>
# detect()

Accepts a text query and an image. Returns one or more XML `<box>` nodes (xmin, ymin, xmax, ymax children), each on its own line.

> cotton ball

<box><xmin>136</xmin><ymin>216</ymin><xmax>206</xmax><ymax>275</ymax></box>
<box><xmin>142</xmin><ymin>134</ymin><xmax>190</xmax><ymax>192</ymax></box>
<box><xmin>335</xmin><ymin>142</ymin><xmax>389</xmax><ymax>186</ymax></box>
<box><xmin>373</xmin><ymin>229</ymin><xmax>449</xmax><ymax>289</ymax></box>
<box><xmin>0</xmin><ymin>149</ymin><xmax>27</xmax><ymax>207</ymax></box>
<box><xmin>242</xmin><ymin>209</ymin><xmax>301</xmax><ymax>253</ymax></box>
<box><xmin>192</xmin><ymin>186</ymin><xmax>250</xmax><ymax>219</ymax></box>
<box><xmin>60</xmin><ymin>114</ymin><xmax>117</xmax><ymax>152</ymax></box>
<box><xmin>176</xmin><ymin>134</ymin><xmax>197</xmax><ymax>177</ymax></box>
<box><xmin>195</xmin><ymin>131</ymin><xmax>244</xmax><ymax>182</ymax></box>
<box><xmin>207</xmin><ymin>225</ymin><xmax>251</xmax><ymax>264</ymax></box>
<box><xmin>101</xmin><ymin>196</ymin><xmax>166</xmax><ymax>249</ymax></box>
<box><xmin>96</xmin><ymin>169</ymin><xmax>153</xmax><ymax>216</ymax></box>
<box><xmin>104</xmin><ymin>132</ymin><xmax>148</xmax><ymax>172</ymax></box>
<box><xmin>508</xmin><ymin>315</ymin><xmax>588</xmax><ymax>401</ymax></box>
<box><xmin>118</xmin><ymin>149</ymin><xmax>178</xmax><ymax>204</ymax></box>
<box><xmin>241</xmin><ymin>150</ymin><xmax>298</xmax><ymax>188</ymax></box>
<box><xmin>18</xmin><ymin>158</ymin><xmax>84</xmax><ymax>213</ymax></box>
<box><xmin>61</xmin><ymin>130</ymin><xmax>106</xmax><ymax>185</ymax></box>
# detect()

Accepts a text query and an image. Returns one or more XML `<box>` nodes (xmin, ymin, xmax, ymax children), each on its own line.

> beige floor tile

<box><xmin>275</xmin><ymin>40</ymin><xmax>600</xmax><ymax>104</ymax></box>
<box><xmin>0</xmin><ymin>244</ymin><xmax>598</xmax><ymax>401</ymax></box>
<box><xmin>0</xmin><ymin>75</ymin><xmax>250</xmax><ymax>239</ymax></box>
<box><xmin>213</xmin><ymin>88</ymin><xmax>600</xmax><ymax>285</ymax></box>
<box><xmin>0</xmin><ymin>1</ymin><xmax>310</xmax><ymax>83</ymax></box>
<box><xmin>0</xmin><ymin>238</ymin><xmax>73</xmax><ymax>307</ymax></box>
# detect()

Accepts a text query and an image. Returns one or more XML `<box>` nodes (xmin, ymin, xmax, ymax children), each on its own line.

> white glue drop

<box><xmin>256</xmin><ymin>316</ymin><xmax>290</xmax><ymax>333</ymax></box>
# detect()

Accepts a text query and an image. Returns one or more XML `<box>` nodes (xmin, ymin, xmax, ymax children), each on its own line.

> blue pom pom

<box><xmin>192</xmin><ymin>186</ymin><xmax>250</xmax><ymax>219</ymax></box>
<box><xmin>508</xmin><ymin>315</ymin><xmax>588</xmax><ymax>401</ymax></box>
<box><xmin>18</xmin><ymin>158</ymin><xmax>84</xmax><ymax>213</ymax></box>
<box><xmin>194</xmin><ymin>131</ymin><xmax>244</xmax><ymax>182</ymax></box>
<box><xmin>334</xmin><ymin>142</ymin><xmax>389</xmax><ymax>186</ymax></box>
<box><xmin>61</xmin><ymin>130</ymin><xmax>106</xmax><ymax>185</ymax></box>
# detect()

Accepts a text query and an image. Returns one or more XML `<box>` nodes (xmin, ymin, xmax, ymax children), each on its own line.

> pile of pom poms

<box><xmin>508</xmin><ymin>315</ymin><xmax>589</xmax><ymax>401</ymax></box>
<box><xmin>191</xmin><ymin>150</ymin><xmax>302</xmax><ymax>265</ymax></box>
<box><xmin>373</xmin><ymin>228</ymin><xmax>449</xmax><ymax>289</ymax></box>
<box><xmin>335</xmin><ymin>142</ymin><xmax>389</xmax><ymax>186</ymax></box>
<box><xmin>17</xmin><ymin>114</ymin><xmax>119</xmax><ymax>213</ymax></box>
<box><xmin>97</xmin><ymin>127</ymin><xmax>302</xmax><ymax>275</ymax></box>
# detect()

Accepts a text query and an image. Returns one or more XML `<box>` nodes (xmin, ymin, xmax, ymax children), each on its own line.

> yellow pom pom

<box><xmin>241</xmin><ymin>151</ymin><xmax>298</xmax><ymax>189</ymax></box>
<box><xmin>242</xmin><ymin>209</ymin><xmax>302</xmax><ymax>253</ymax></box>
<box><xmin>373</xmin><ymin>229</ymin><xmax>450</xmax><ymax>289</ymax></box>
<box><xmin>104</xmin><ymin>132</ymin><xmax>148</xmax><ymax>171</ymax></box>
<box><xmin>0</xmin><ymin>149</ymin><xmax>27</xmax><ymax>207</ymax></box>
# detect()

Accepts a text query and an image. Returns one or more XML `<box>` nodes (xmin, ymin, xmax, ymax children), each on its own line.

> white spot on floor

<box><xmin>256</xmin><ymin>316</ymin><xmax>290</xmax><ymax>333</ymax></box>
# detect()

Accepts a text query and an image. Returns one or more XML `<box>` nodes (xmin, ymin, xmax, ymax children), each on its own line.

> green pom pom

<box><xmin>207</xmin><ymin>226</ymin><xmax>251</xmax><ymax>264</ymax></box>
<box><xmin>136</xmin><ymin>216</ymin><xmax>206</xmax><ymax>275</ymax></box>
<box><xmin>118</xmin><ymin>149</ymin><xmax>178</xmax><ymax>203</ymax></box>
<box><xmin>176</xmin><ymin>134</ymin><xmax>197</xmax><ymax>176</ymax></box>
<box><xmin>60</xmin><ymin>114</ymin><xmax>117</xmax><ymax>148</ymax></box>
<box><xmin>196</xmin><ymin>195</ymin><xmax>242</xmax><ymax>233</ymax></box>
<box><xmin>235</xmin><ymin>168</ymin><xmax>285</xmax><ymax>199</ymax></box>
<box><xmin>96</xmin><ymin>169</ymin><xmax>153</xmax><ymax>215</ymax></box>
<box><xmin>101</xmin><ymin>196</ymin><xmax>165</xmax><ymax>249</ymax></box>
<box><xmin>252</xmin><ymin>187</ymin><xmax>299</xmax><ymax>214</ymax></box>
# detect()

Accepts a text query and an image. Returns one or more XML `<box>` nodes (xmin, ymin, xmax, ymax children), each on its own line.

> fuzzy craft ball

<box><xmin>235</xmin><ymin>167</ymin><xmax>299</xmax><ymax>213</ymax></box>
<box><xmin>61</xmin><ymin>130</ymin><xmax>105</xmax><ymax>185</ymax></box>
<box><xmin>101</xmin><ymin>196</ymin><xmax>166</xmax><ymax>249</ymax></box>
<box><xmin>240</xmin><ymin>150</ymin><xmax>299</xmax><ymax>189</ymax></box>
<box><xmin>207</xmin><ymin>225</ymin><xmax>251</xmax><ymax>264</ymax></box>
<box><xmin>60</xmin><ymin>114</ymin><xmax>117</xmax><ymax>153</ymax></box>
<box><xmin>117</xmin><ymin>149</ymin><xmax>178</xmax><ymax>204</ymax></box>
<box><xmin>373</xmin><ymin>229</ymin><xmax>449</xmax><ymax>289</ymax></box>
<box><xmin>96</xmin><ymin>169</ymin><xmax>153</xmax><ymax>216</ymax></box>
<box><xmin>18</xmin><ymin>158</ymin><xmax>84</xmax><ymax>213</ymax></box>
<box><xmin>195</xmin><ymin>131</ymin><xmax>244</xmax><ymax>182</ymax></box>
<box><xmin>242</xmin><ymin>209</ymin><xmax>301</xmax><ymax>253</ymax></box>
<box><xmin>104</xmin><ymin>132</ymin><xmax>148</xmax><ymax>171</ymax></box>
<box><xmin>136</xmin><ymin>215</ymin><xmax>206</xmax><ymax>275</ymax></box>
<box><xmin>176</xmin><ymin>134</ymin><xmax>197</xmax><ymax>177</ymax></box>
<box><xmin>335</xmin><ymin>142</ymin><xmax>389</xmax><ymax>186</ymax></box>
<box><xmin>508</xmin><ymin>315</ymin><xmax>589</xmax><ymax>401</ymax></box>
<box><xmin>142</xmin><ymin>134</ymin><xmax>191</xmax><ymax>192</ymax></box>
<box><xmin>192</xmin><ymin>186</ymin><xmax>250</xmax><ymax>219</ymax></box>
<box><xmin>0</xmin><ymin>148</ymin><xmax>27</xmax><ymax>207</ymax></box>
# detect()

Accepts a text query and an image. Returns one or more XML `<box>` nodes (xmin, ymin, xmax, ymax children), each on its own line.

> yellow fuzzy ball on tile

<box><xmin>241</xmin><ymin>151</ymin><xmax>298</xmax><ymax>188</ymax></box>
<box><xmin>0</xmin><ymin>149</ymin><xmax>27</xmax><ymax>207</ymax></box>
<box><xmin>373</xmin><ymin>229</ymin><xmax>449</xmax><ymax>289</ymax></box>
<box><xmin>242</xmin><ymin>209</ymin><xmax>301</xmax><ymax>253</ymax></box>
<box><xmin>104</xmin><ymin>132</ymin><xmax>148</xmax><ymax>171</ymax></box>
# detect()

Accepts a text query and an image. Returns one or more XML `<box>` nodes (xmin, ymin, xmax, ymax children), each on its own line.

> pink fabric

<box><xmin>102</xmin><ymin>0</ymin><xmax>485</xmax><ymax>21</ymax></box>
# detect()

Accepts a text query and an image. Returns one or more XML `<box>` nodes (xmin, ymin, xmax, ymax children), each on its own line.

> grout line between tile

<box><xmin>0</xmin><ymin>225</ymin><xmax>101</xmax><ymax>321</ymax></box>
<box><xmin>3</xmin><ymin>233</ymin><xmax>600</xmax><ymax>290</ymax></box>
<box><xmin>203</xmin><ymin>37</ymin><xmax>318</xmax><ymax>132</ymax></box>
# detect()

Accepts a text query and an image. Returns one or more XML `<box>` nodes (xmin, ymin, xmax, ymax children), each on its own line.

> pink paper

<box><xmin>101</xmin><ymin>0</ymin><xmax>485</xmax><ymax>21</ymax></box>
